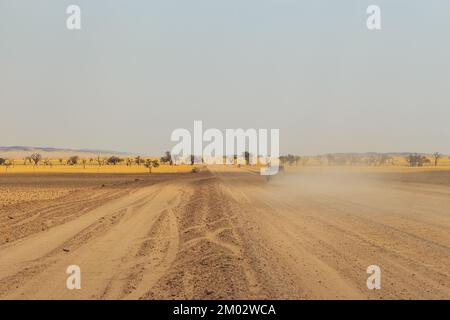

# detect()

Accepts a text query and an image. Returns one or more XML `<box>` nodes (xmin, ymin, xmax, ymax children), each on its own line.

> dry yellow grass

<box><xmin>284</xmin><ymin>165</ymin><xmax>450</xmax><ymax>175</ymax></box>
<box><xmin>0</xmin><ymin>162</ymin><xmax>201</xmax><ymax>174</ymax></box>
<box><xmin>1</xmin><ymin>155</ymin><xmax>449</xmax><ymax>174</ymax></box>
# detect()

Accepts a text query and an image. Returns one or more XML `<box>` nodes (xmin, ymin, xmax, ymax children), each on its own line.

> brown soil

<box><xmin>0</xmin><ymin>167</ymin><xmax>449</xmax><ymax>299</ymax></box>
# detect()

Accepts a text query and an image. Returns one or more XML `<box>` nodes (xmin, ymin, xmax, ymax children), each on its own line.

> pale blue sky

<box><xmin>1</xmin><ymin>0</ymin><xmax>449</xmax><ymax>155</ymax></box>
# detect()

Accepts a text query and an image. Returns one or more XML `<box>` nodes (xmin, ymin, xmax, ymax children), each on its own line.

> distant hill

<box><xmin>316</xmin><ymin>152</ymin><xmax>436</xmax><ymax>157</ymax></box>
<box><xmin>0</xmin><ymin>146</ymin><xmax>133</xmax><ymax>159</ymax></box>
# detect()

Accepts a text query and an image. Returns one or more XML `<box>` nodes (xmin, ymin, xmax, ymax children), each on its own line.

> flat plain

<box><xmin>0</xmin><ymin>166</ymin><xmax>449</xmax><ymax>299</ymax></box>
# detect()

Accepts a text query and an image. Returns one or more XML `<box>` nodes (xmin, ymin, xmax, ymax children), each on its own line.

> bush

<box><xmin>406</xmin><ymin>154</ymin><xmax>430</xmax><ymax>167</ymax></box>
<box><xmin>160</xmin><ymin>151</ymin><xmax>173</xmax><ymax>165</ymax></box>
<box><xmin>144</xmin><ymin>159</ymin><xmax>159</xmax><ymax>173</ymax></box>
<box><xmin>107</xmin><ymin>156</ymin><xmax>123</xmax><ymax>165</ymax></box>
<box><xmin>67</xmin><ymin>156</ymin><xmax>79</xmax><ymax>166</ymax></box>
<box><xmin>30</xmin><ymin>153</ymin><xmax>42</xmax><ymax>165</ymax></box>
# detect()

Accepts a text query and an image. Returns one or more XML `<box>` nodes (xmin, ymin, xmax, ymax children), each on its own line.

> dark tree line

<box><xmin>406</xmin><ymin>154</ymin><xmax>430</xmax><ymax>167</ymax></box>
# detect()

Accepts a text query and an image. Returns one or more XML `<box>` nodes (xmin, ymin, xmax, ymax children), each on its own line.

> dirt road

<box><xmin>0</xmin><ymin>167</ymin><xmax>449</xmax><ymax>299</ymax></box>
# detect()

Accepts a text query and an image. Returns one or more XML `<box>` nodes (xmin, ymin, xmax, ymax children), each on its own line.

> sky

<box><xmin>1</xmin><ymin>0</ymin><xmax>449</xmax><ymax>155</ymax></box>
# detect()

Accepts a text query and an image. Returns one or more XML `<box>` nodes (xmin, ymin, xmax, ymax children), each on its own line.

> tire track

<box><xmin>141</xmin><ymin>175</ymin><xmax>260</xmax><ymax>299</ymax></box>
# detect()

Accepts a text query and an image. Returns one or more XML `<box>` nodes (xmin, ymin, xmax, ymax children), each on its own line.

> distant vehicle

<box><xmin>264</xmin><ymin>164</ymin><xmax>284</xmax><ymax>182</ymax></box>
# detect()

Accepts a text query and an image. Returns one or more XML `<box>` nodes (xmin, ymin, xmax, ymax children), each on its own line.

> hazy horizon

<box><xmin>1</xmin><ymin>1</ymin><xmax>450</xmax><ymax>155</ymax></box>
<box><xmin>0</xmin><ymin>145</ymin><xmax>447</xmax><ymax>158</ymax></box>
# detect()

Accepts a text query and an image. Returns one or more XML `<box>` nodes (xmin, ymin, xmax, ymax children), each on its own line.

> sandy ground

<box><xmin>0</xmin><ymin>166</ymin><xmax>449</xmax><ymax>299</ymax></box>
